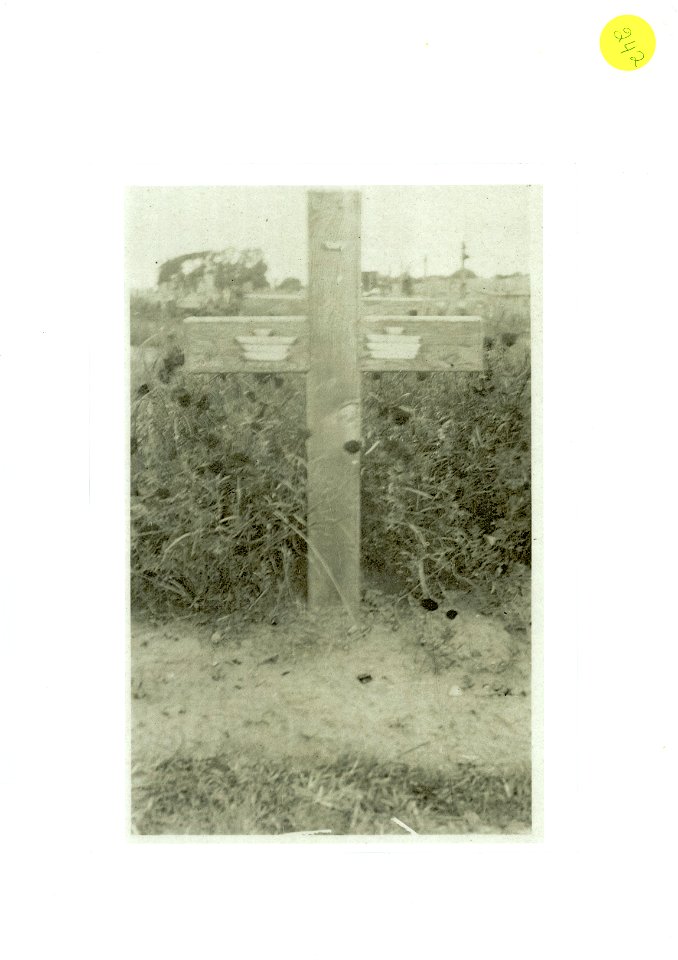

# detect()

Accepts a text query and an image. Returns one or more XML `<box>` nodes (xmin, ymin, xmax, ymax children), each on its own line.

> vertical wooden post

<box><xmin>306</xmin><ymin>191</ymin><xmax>362</xmax><ymax>617</ymax></box>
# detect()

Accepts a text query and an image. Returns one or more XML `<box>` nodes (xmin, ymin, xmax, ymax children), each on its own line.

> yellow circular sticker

<box><xmin>600</xmin><ymin>15</ymin><xmax>656</xmax><ymax>70</ymax></box>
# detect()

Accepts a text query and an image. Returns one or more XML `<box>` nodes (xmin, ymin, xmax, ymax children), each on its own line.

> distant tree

<box><xmin>401</xmin><ymin>272</ymin><xmax>414</xmax><ymax>297</ymax></box>
<box><xmin>276</xmin><ymin>277</ymin><xmax>303</xmax><ymax>293</ymax></box>
<box><xmin>158</xmin><ymin>248</ymin><xmax>270</xmax><ymax>298</ymax></box>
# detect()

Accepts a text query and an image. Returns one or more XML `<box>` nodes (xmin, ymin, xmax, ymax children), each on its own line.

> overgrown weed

<box><xmin>131</xmin><ymin>337</ymin><xmax>530</xmax><ymax>629</ymax></box>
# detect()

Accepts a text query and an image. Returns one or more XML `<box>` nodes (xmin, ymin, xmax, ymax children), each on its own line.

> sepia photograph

<box><xmin>127</xmin><ymin>185</ymin><xmax>540</xmax><ymax>837</ymax></box>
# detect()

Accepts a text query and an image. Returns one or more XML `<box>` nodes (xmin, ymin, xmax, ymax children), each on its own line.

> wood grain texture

<box><xmin>306</xmin><ymin>191</ymin><xmax>362</xmax><ymax>616</ymax></box>
<box><xmin>360</xmin><ymin>316</ymin><xmax>484</xmax><ymax>371</ymax></box>
<box><xmin>181</xmin><ymin>317</ymin><xmax>308</xmax><ymax>373</ymax></box>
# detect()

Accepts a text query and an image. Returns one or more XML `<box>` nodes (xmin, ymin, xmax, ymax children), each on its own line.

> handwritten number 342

<box><xmin>613</xmin><ymin>26</ymin><xmax>645</xmax><ymax>67</ymax></box>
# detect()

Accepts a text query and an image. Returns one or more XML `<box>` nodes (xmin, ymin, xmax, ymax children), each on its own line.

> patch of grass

<box><xmin>131</xmin><ymin>336</ymin><xmax>530</xmax><ymax>629</ymax></box>
<box><xmin>360</xmin><ymin>345</ymin><xmax>531</xmax><ymax>625</ymax></box>
<box><xmin>131</xmin><ymin>369</ymin><xmax>308</xmax><ymax>616</ymax></box>
<box><xmin>132</xmin><ymin>753</ymin><xmax>531</xmax><ymax>836</ymax></box>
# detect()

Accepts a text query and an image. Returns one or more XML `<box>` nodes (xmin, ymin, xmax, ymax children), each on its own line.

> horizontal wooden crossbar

<box><xmin>182</xmin><ymin>315</ymin><xmax>484</xmax><ymax>373</ymax></box>
<box><xmin>181</xmin><ymin>317</ymin><xmax>308</xmax><ymax>372</ymax></box>
<box><xmin>360</xmin><ymin>316</ymin><xmax>483</xmax><ymax>371</ymax></box>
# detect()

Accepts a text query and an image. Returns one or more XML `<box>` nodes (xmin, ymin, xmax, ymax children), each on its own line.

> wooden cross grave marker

<box><xmin>180</xmin><ymin>190</ymin><xmax>483</xmax><ymax>618</ymax></box>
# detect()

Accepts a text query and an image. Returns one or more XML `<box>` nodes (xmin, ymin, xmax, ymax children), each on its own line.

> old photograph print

<box><xmin>128</xmin><ymin>185</ymin><xmax>537</xmax><ymax>837</ymax></box>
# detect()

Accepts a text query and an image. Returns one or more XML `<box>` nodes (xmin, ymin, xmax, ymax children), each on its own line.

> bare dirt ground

<box><xmin>131</xmin><ymin>597</ymin><xmax>531</xmax><ymax>789</ymax></box>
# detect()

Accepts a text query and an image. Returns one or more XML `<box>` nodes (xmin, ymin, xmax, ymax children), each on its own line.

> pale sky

<box><xmin>125</xmin><ymin>185</ymin><xmax>533</xmax><ymax>289</ymax></box>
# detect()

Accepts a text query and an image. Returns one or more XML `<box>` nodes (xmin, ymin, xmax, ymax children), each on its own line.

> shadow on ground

<box><xmin>131</xmin><ymin>594</ymin><xmax>531</xmax><ymax>836</ymax></box>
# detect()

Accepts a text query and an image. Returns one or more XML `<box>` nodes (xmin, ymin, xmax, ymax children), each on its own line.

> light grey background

<box><xmin>126</xmin><ymin>185</ymin><xmax>532</xmax><ymax>288</ymax></box>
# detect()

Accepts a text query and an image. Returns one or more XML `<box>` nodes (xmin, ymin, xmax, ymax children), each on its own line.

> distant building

<box><xmin>362</xmin><ymin>271</ymin><xmax>399</xmax><ymax>297</ymax></box>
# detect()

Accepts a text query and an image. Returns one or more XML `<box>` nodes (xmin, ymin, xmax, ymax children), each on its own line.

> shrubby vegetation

<box><xmin>131</xmin><ymin>337</ymin><xmax>530</xmax><ymax>629</ymax></box>
<box><xmin>129</xmin><ymin>250</ymin><xmax>271</xmax><ymax>341</ymax></box>
<box><xmin>361</xmin><ymin>340</ymin><xmax>530</xmax><ymax>622</ymax></box>
<box><xmin>157</xmin><ymin>248</ymin><xmax>269</xmax><ymax>296</ymax></box>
